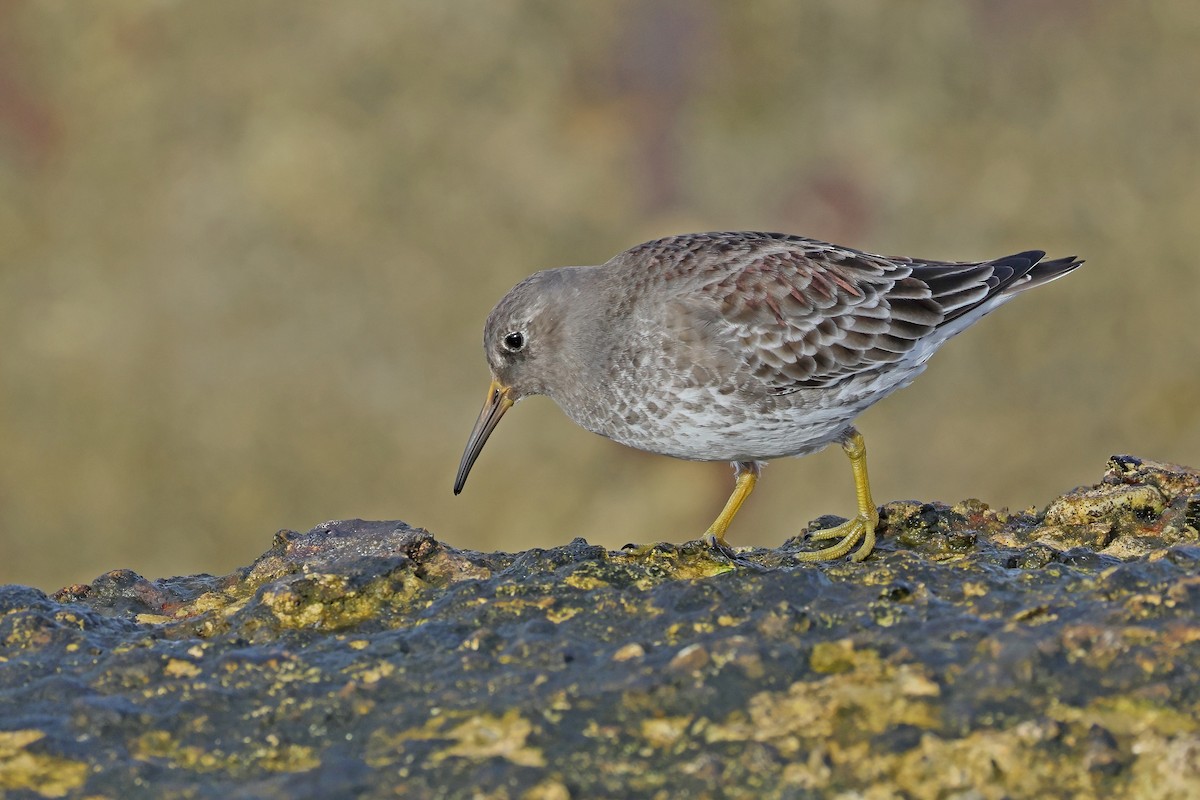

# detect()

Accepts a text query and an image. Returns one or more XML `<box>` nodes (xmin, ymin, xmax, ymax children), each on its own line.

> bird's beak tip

<box><xmin>453</xmin><ymin>378</ymin><xmax>514</xmax><ymax>496</ymax></box>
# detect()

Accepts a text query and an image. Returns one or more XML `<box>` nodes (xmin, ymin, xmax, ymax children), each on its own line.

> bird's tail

<box><xmin>995</xmin><ymin>251</ymin><xmax>1084</xmax><ymax>297</ymax></box>
<box><xmin>903</xmin><ymin>250</ymin><xmax>1083</xmax><ymax>354</ymax></box>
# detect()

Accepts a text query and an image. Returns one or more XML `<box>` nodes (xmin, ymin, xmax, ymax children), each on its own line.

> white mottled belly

<box><xmin>562</xmin><ymin>380</ymin><xmax>897</xmax><ymax>463</ymax></box>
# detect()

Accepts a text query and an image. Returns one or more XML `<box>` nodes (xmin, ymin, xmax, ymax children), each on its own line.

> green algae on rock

<box><xmin>1</xmin><ymin>455</ymin><xmax>1199</xmax><ymax>799</ymax></box>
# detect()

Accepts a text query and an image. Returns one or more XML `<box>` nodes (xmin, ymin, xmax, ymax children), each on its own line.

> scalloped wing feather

<box><xmin>641</xmin><ymin>234</ymin><xmax>1078</xmax><ymax>393</ymax></box>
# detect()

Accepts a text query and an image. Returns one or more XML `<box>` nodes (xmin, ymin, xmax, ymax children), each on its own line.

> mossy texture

<box><xmin>2</xmin><ymin>455</ymin><xmax>1199</xmax><ymax>799</ymax></box>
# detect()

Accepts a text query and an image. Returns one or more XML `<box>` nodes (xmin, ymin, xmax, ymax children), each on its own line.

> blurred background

<box><xmin>1</xmin><ymin>2</ymin><xmax>1197</xmax><ymax>589</ymax></box>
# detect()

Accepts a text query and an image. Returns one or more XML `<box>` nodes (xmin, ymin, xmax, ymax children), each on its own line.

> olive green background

<box><xmin>2</xmin><ymin>3</ymin><xmax>1197</xmax><ymax>589</ymax></box>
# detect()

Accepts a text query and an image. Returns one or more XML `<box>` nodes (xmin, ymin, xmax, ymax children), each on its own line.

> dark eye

<box><xmin>502</xmin><ymin>331</ymin><xmax>526</xmax><ymax>352</ymax></box>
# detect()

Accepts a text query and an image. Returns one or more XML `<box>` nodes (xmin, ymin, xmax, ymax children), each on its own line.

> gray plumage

<box><xmin>455</xmin><ymin>231</ymin><xmax>1081</xmax><ymax>494</ymax></box>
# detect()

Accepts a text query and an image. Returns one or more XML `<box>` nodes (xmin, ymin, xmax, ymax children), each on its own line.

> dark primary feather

<box><xmin>623</xmin><ymin>232</ymin><xmax>1082</xmax><ymax>393</ymax></box>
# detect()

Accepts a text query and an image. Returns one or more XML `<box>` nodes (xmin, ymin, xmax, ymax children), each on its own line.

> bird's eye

<box><xmin>502</xmin><ymin>331</ymin><xmax>526</xmax><ymax>352</ymax></box>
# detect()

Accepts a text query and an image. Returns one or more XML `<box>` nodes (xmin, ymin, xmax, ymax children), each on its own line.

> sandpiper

<box><xmin>454</xmin><ymin>232</ymin><xmax>1081</xmax><ymax>561</ymax></box>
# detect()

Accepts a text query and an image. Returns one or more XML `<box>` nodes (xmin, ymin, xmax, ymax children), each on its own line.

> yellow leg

<box><xmin>702</xmin><ymin>461</ymin><xmax>759</xmax><ymax>547</ymax></box>
<box><xmin>796</xmin><ymin>428</ymin><xmax>879</xmax><ymax>562</ymax></box>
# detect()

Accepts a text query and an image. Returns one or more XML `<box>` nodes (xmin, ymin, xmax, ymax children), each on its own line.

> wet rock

<box><xmin>1</xmin><ymin>457</ymin><xmax>1199</xmax><ymax>798</ymax></box>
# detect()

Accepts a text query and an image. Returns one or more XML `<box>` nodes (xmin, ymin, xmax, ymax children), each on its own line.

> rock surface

<box><xmin>2</xmin><ymin>455</ymin><xmax>1200</xmax><ymax>799</ymax></box>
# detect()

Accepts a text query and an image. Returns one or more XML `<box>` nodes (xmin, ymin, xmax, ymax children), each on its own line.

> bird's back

<box><xmin>566</xmin><ymin>232</ymin><xmax>1082</xmax><ymax>461</ymax></box>
<box><xmin>606</xmin><ymin>232</ymin><xmax>1081</xmax><ymax>392</ymax></box>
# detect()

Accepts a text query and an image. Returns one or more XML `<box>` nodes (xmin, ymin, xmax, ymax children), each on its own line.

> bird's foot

<box><xmin>795</xmin><ymin>511</ymin><xmax>878</xmax><ymax>562</ymax></box>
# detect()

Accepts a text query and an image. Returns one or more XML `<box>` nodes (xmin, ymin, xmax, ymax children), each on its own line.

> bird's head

<box><xmin>453</xmin><ymin>268</ymin><xmax>584</xmax><ymax>494</ymax></box>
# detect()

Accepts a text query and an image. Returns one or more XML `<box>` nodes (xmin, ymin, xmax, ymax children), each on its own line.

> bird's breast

<box><xmin>554</xmin><ymin>377</ymin><xmax>862</xmax><ymax>462</ymax></box>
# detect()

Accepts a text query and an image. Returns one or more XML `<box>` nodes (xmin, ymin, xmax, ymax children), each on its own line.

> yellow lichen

<box><xmin>611</xmin><ymin>642</ymin><xmax>646</xmax><ymax>662</ymax></box>
<box><xmin>368</xmin><ymin>709</ymin><xmax>547</xmax><ymax>769</ymax></box>
<box><xmin>0</xmin><ymin>730</ymin><xmax>89</xmax><ymax>798</ymax></box>
<box><xmin>545</xmin><ymin>606</ymin><xmax>580</xmax><ymax>623</ymax></box>
<box><xmin>641</xmin><ymin>716</ymin><xmax>693</xmax><ymax>748</ymax></box>
<box><xmin>809</xmin><ymin>639</ymin><xmax>870</xmax><ymax>674</ymax></box>
<box><xmin>432</xmin><ymin>710</ymin><xmax>546</xmax><ymax>767</ymax></box>
<box><xmin>357</xmin><ymin>661</ymin><xmax>395</xmax><ymax>685</ymax></box>
<box><xmin>164</xmin><ymin>658</ymin><xmax>202</xmax><ymax>679</ymax></box>
<box><xmin>1044</xmin><ymin>483</ymin><xmax>1166</xmax><ymax>527</ymax></box>
<box><xmin>564</xmin><ymin>573</ymin><xmax>607</xmax><ymax>590</ymax></box>
<box><xmin>132</xmin><ymin>730</ymin><xmax>319</xmax><ymax>774</ymax></box>
<box><xmin>705</xmin><ymin>656</ymin><xmax>940</xmax><ymax>757</ymax></box>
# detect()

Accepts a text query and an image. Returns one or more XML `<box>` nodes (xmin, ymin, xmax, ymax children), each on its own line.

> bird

<box><xmin>453</xmin><ymin>232</ymin><xmax>1081</xmax><ymax>562</ymax></box>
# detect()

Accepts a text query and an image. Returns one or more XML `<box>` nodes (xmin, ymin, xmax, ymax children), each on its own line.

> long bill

<box><xmin>453</xmin><ymin>377</ymin><xmax>515</xmax><ymax>495</ymax></box>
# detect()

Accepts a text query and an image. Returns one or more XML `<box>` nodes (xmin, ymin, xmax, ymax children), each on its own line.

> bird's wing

<box><xmin>671</xmin><ymin>233</ymin><xmax>1046</xmax><ymax>392</ymax></box>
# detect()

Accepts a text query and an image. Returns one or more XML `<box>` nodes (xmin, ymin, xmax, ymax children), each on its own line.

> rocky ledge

<box><xmin>2</xmin><ymin>455</ymin><xmax>1199</xmax><ymax>799</ymax></box>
